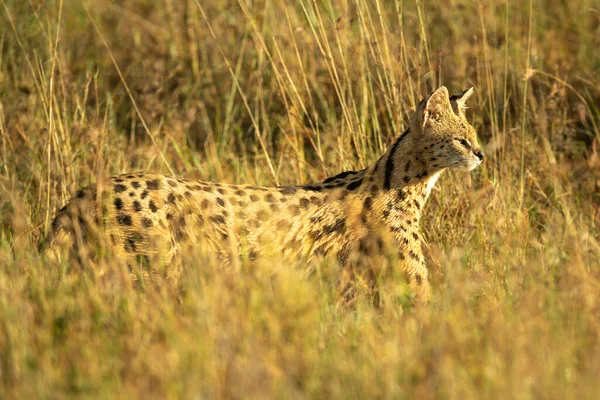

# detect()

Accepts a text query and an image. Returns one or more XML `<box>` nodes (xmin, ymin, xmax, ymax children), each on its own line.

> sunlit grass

<box><xmin>1</xmin><ymin>0</ymin><xmax>599</xmax><ymax>398</ymax></box>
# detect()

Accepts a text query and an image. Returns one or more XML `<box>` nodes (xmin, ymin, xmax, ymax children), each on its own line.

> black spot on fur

<box><xmin>299</xmin><ymin>198</ymin><xmax>310</xmax><ymax>208</ymax></box>
<box><xmin>168</xmin><ymin>180</ymin><xmax>177</xmax><ymax>187</ymax></box>
<box><xmin>303</xmin><ymin>185</ymin><xmax>322</xmax><ymax>192</ymax></box>
<box><xmin>146</xmin><ymin>180</ymin><xmax>160</xmax><ymax>190</ymax></box>
<box><xmin>141</xmin><ymin>190</ymin><xmax>149</xmax><ymax>199</ymax></box>
<box><xmin>114</xmin><ymin>197</ymin><xmax>123</xmax><ymax>210</ymax></box>
<box><xmin>279</xmin><ymin>186</ymin><xmax>297</xmax><ymax>195</ymax></box>
<box><xmin>364</xmin><ymin>197</ymin><xmax>373</xmax><ymax>210</ymax></box>
<box><xmin>216</xmin><ymin>197</ymin><xmax>225</xmax><ymax>207</ymax></box>
<box><xmin>313</xmin><ymin>219</ymin><xmax>346</xmax><ymax>241</ymax></box>
<box><xmin>265</xmin><ymin>193</ymin><xmax>276</xmax><ymax>202</ymax></box>
<box><xmin>314</xmin><ymin>245</ymin><xmax>329</xmax><ymax>256</ymax></box>
<box><xmin>310</xmin><ymin>216</ymin><xmax>323</xmax><ymax>224</ymax></box>
<box><xmin>175</xmin><ymin>229</ymin><xmax>187</xmax><ymax>240</ymax></box>
<box><xmin>328</xmin><ymin>219</ymin><xmax>346</xmax><ymax>234</ymax></box>
<box><xmin>336</xmin><ymin>245</ymin><xmax>350</xmax><ymax>266</ymax></box>
<box><xmin>141</xmin><ymin>218</ymin><xmax>153</xmax><ymax>228</ymax></box>
<box><xmin>167</xmin><ymin>193</ymin><xmax>176</xmax><ymax>204</ymax></box>
<box><xmin>117</xmin><ymin>215</ymin><xmax>132</xmax><ymax>226</ymax></box>
<box><xmin>412</xmin><ymin>232</ymin><xmax>419</xmax><ymax>240</ymax></box>
<box><xmin>323</xmin><ymin>170</ymin><xmax>360</xmax><ymax>184</ymax></box>
<box><xmin>235</xmin><ymin>190</ymin><xmax>246</xmax><ymax>196</ymax></box>
<box><xmin>76</xmin><ymin>189</ymin><xmax>86</xmax><ymax>198</ymax></box>
<box><xmin>210</xmin><ymin>215</ymin><xmax>226</xmax><ymax>225</ymax></box>
<box><xmin>396</xmin><ymin>189</ymin><xmax>407</xmax><ymax>202</ymax></box>
<box><xmin>415</xmin><ymin>274</ymin><xmax>422</xmax><ymax>285</ymax></box>
<box><xmin>324</xmin><ymin>182</ymin><xmax>346</xmax><ymax>189</ymax></box>
<box><xmin>358</xmin><ymin>240</ymin><xmax>371</xmax><ymax>255</ymax></box>
<box><xmin>360</xmin><ymin>210</ymin><xmax>368</xmax><ymax>224</ymax></box>
<box><xmin>409</xmin><ymin>251</ymin><xmax>420</xmax><ymax>261</ymax></box>
<box><xmin>149</xmin><ymin>201</ymin><xmax>158</xmax><ymax>212</ymax></box>
<box><xmin>133</xmin><ymin>200</ymin><xmax>142</xmax><ymax>212</ymax></box>
<box><xmin>131</xmin><ymin>181</ymin><xmax>141</xmax><ymax>189</ymax></box>
<box><xmin>51</xmin><ymin>215</ymin><xmax>63</xmax><ymax>232</ymax></box>
<box><xmin>250</xmin><ymin>194</ymin><xmax>259</xmax><ymax>202</ymax></box>
<box><xmin>346</xmin><ymin>178</ymin><xmax>362</xmax><ymax>191</ymax></box>
<box><xmin>114</xmin><ymin>184</ymin><xmax>127</xmax><ymax>193</ymax></box>
<box><xmin>124</xmin><ymin>237</ymin><xmax>137</xmax><ymax>252</ymax></box>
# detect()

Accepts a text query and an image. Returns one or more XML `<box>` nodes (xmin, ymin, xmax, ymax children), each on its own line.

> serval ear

<box><xmin>416</xmin><ymin>86</ymin><xmax>452</xmax><ymax>130</ymax></box>
<box><xmin>449</xmin><ymin>87</ymin><xmax>475</xmax><ymax>117</ymax></box>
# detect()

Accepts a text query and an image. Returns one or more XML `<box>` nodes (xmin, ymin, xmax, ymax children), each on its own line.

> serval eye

<box><xmin>456</xmin><ymin>138</ymin><xmax>471</xmax><ymax>149</ymax></box>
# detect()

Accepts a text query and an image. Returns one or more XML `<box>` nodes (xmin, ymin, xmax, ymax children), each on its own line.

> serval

<box><xmin>44</xmin><ymin>86</ymin><xmax>484</xmax><ymax>304</ymax></box>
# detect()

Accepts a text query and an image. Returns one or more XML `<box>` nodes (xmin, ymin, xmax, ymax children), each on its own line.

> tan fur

<box><xmin>43</xmin><ymin>86</ymin><xmax>483</xmax><ymax>304</ymax></box>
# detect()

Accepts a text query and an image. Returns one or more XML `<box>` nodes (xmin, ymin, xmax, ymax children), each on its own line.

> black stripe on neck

<box><xmin>323</xmin><ymin>170</ymin><xmax>360</xmax><ymax>184</ymax></box>
<box><xmin>383</xmin><ymin>128</ymin><xmax>410</xmax><ymax>189</ymax></box>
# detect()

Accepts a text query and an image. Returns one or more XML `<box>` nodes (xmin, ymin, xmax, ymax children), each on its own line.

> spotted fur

<box><xmin>44</xmin><ymin>86</ymin><xmax>483</xmax><ymax>304</ymax></box>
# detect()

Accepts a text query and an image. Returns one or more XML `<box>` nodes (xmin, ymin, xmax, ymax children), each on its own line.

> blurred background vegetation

<box><xmin>0</xmin><ymin>0</ymin><xmax>599</xmax><ymax>398</ymax></box>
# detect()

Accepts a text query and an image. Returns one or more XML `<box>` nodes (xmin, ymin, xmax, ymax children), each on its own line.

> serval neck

<box><xmin>301</xmin><ymin>128</ymin><xmax>444</xmax><ymax>228</ymax></box>
<box><xmin>310</xmin><ymin>128</ymin><xmax>444</xmax><ymax>199</ymax></box>
<box><xmin>375</xmin><ymin>128</ymin><xmax>444</xmax><ymax>193</ymax></box>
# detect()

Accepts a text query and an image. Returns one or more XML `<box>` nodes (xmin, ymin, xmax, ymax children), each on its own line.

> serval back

<box><xmin>44</xmin><ymin>86</ymin><xmax>484</xmax><ymax>304</ymax></box>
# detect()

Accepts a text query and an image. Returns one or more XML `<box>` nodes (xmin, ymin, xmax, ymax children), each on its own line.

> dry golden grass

<box><xmin>1</xmin><ymin>0</ymin><xmax>599</xmax><ymax>398</ymax></box>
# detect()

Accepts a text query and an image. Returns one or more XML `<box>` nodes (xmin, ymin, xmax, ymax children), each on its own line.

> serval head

<box><xmin>409</xmin><ymin>86</ymin><xmax>484</xmax><ymax>172</ymax></box>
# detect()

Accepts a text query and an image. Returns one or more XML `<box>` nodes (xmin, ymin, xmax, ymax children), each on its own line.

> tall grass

<box><xmin>1</xmin><ymin>0</ymin><xmax>599</xmax><ymax>398</ymax></box>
